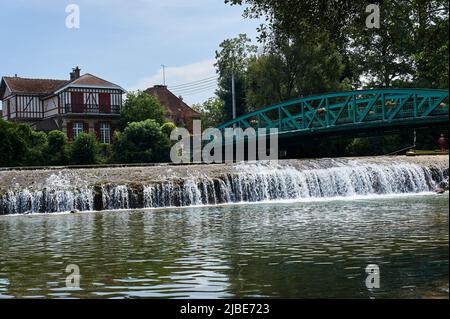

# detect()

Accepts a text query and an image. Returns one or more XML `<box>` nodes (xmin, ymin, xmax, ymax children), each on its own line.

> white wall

<box><xmin>43</xmin><ymin>96</ymin><xmax>59</xmax><ymax>118</ymax></box>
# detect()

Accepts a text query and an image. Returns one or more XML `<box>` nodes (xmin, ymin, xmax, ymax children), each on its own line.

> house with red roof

<box><xmin>145</xmin><ymin>85</ymin><xmax>200</xmax><ymax>134</ymax></box>
<box><xmin>0</xmin><ymin>67</ymin><xmax>126</xmax><ymax>144</ymax></box>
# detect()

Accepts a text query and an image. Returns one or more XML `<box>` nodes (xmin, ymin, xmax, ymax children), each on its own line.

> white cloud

<box><xmin>129</xmin><ymin>58</ymin><xmax>218</xmax><ymax>105</ymax></box>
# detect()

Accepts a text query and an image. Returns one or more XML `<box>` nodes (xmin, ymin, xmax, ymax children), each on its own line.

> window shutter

<box><xmin>67</xmin><ymin>122</ymin><xmax>73</xmax><ymax>140</ymax></box>
<box><xmin>99</xmin><ymin>93</ymin><xmax>111</xmax><ymax>113</ymax></box>
<box><xmin>83</xmin><ymin>122</ymin><xmax>90</xmax><ymax>133</ymax></box>
<box><xmin>95</xmin><ymin>123</ymin><xmax>100</xmax><ymax>141</ymax></box>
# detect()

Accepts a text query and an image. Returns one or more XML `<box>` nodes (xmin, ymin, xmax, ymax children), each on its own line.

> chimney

<box><xmin>70</xmin><ymin>67</ymin><xmax>81</xmax><ymax>80</ymax></box>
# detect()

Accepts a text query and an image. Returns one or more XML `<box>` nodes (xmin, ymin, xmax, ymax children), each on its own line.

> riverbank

<box><xmin>0</xmin><ymin>156</ymin><xmax>448</xmax><ymax>215</ymax></box>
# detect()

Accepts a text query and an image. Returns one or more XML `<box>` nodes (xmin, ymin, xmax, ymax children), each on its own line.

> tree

<box><xmin>0</xmin><ymin>120</ymin><xmax>49</xmax><ymax>167</ymax></box>
<box><xmin>25</xmin><ymin>130</ymin><xmax>48</xmax><ymax>166</ymax></box>
<box><xmin>120</xmin><ymin>91</ymin><xmax>167</xmax><ymax>130</ymax></box>
<box><xmin>215</xmin><ymin>34</ymin><xmax>257</xmax><ymax>122</ymax></box>
<box><xmin>226</xmin><ymin>0</ymin><xmax>449</xmax><ymax>89</ymax></box>
<box><xmin>225</xmin><ymin>0</ymin><xmax>365</xmax><ymax>86</ymax></box>
<box><xmin>245</xmin><ymin>32</ymin><xmax>349</xmax><ymax>111</ymax></box>
<box><xmin>46</xmin><ymin>130</ymin><xmax>69</xmax><ymax>165</ymax></box>
<box><xmin>192</xmin><ymin>98</ymin><xmax>225</xmax><ymax>128</ymax></box>
<box><xmin>69</xmin><ymin>133</ymin><xmax>98</xmax><ymax>165</ymax></box>
<box><xmin>161</xmin><ymin>121</ymin><xmax>177</xmax><ymax>138</ymax></box>
<box><xmin>414</xmin><ymin>16</ymin><xmax>449</xmax><ymax>88</ymax></box>
<box><xmin>0</xmin><ymin>119</ymin><xmax>28</xmax><ymax>167</ymax></box>
<box><xmin>113</xmin><ymin>119</ymin><xmax>171</xmax><ymax>164</ymax></box>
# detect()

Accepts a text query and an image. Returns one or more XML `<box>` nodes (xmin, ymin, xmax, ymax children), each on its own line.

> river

<box><xmin>0</xmin><ymin>156</ymin><xmax>448</xmax><ymax>299</ymax></box>
<box><xmin>0</xmin><ymin>193</ymin><xmax>448</xmax><ymax>299</ymax></box>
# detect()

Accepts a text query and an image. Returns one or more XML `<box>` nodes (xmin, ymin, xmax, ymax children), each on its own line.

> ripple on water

<box><xmin>0</xmin><ymin>194</ymin><xmax>448</xmax><ymax>299</ymax></box>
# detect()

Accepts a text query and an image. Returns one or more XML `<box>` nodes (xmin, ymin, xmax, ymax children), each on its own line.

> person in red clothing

<box><xmin>438</xmin><ymin>134</ymin><xmax>446</xmax><ymax>152</ymax></box>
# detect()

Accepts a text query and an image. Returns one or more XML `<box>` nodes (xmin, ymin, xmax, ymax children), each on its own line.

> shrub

<box><xmin>47</xmin><ymin>130</ymin><xmax>68</xmax><ymax>165</ymax></box>
<box><xmin>161</xmin><ymin>121</ymin><xmax>177</xmax><ymax>138</ymax></box>
<box><xmin>69</xmin><ymin>133</ymin><xmax>98</xmax><ymax>165</ymax></box>
<box><xmin>113</xmin><ymin>119</ymin><xmax>171</xmax><ymax>164</ymax></box>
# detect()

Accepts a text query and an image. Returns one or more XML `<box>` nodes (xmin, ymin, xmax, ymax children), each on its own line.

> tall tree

<box><xmin>247</xmin><ymin>30</ymin><xmax>349</xmax><ymax>110</ymax></box>
<box><xmin>192</xmin><ymin>98</ymin><xmax>226</xmax><ymax>128</ymax></box>
<box><xmin>226</xmin><ymin>0</ymin><xmax>449</xmax><ymax>89</ymax></box>
<box><xmin>215</xmin><ymin>34</ymin><xmax>257</xmax><ymax>122</ymax></box>
<box><xmin>120</xmin><ymin>91</ymin><xmax>167</xmax><ymax>130</ymax></box>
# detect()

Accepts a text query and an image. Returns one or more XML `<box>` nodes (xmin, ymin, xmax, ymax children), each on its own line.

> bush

<box><xmin>47</xmin><ymin>130</ymin><xmax>68</xmax><ymax>165</ymax></box>
<box><xmin>98</xmin><ymin>143</ymin><xmax>113</xmax><ymax>164</ymax></box>
<box><xmin>113</xmin><ymin>119</ymin><xmax>171</xmax><ymax>164</ymax></box>
<box><xmin>0</xmin><ymin>120</ymin><xmax>49</xmax><ymax>167</ymax></box>
<box><xmin>69</xmin><ymin>133</ymin><xmax>98</xmax><ymax>165</ymax></box>
<box><xmin>0</xmin><ymin>120</ymin><xmax>28</xmax><ymax>167</ymax></box>
<box><xmin>161</xmin><ymin>121</ymin><xmax>177</xmax><ymax>138</ymax></box>
<box><xmin>25</xmin><ymin>130</ymin><xmax>48</xmax><ymax>166</ymax></box>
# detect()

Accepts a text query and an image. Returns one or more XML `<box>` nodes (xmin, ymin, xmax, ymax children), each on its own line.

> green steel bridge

<box><xmin>217</xmin><ymin>89</ymin><xmax>449</xmax><ymax>138</ymax></box>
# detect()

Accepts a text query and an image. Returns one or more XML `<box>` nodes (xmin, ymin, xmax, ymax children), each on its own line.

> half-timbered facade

<box><xmin>0</xmin><ymin>67</ymin><xmax>126</xmax><ymax>143</ymax></box>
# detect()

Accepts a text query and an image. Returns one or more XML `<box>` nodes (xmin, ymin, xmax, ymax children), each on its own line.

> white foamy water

<box><xmin>141</xmin><ymin>161</ymin><xmax>445</xmax><ymax>208</ymax></box>
<box><xmin>0</xmin><ymin>173</ymin><xmax>94</xmax><ymax>215</ymax></box>
<box><xmin>0</xmin><ymin>160</ymin><xmax>447</xmax><ymax>215</ymax></box>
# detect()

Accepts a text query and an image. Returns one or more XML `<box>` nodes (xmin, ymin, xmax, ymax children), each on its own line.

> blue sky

<box><xmin>0</xmin><ymin>0</ymin><xmax>261</xmax><ymax>105</ymax></box>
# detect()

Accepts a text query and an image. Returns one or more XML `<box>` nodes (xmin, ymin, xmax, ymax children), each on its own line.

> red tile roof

<box><xmin>0</xmin><ymin>73</ymin><xmax>125</xmax><ymax>98</ymax></box>
<box><xmin>67</xmin><ymin>74</ymin><xmax>124</xmax><ymax>89</ymax></box>
<box><xmin>1</xmin><ymin>77</ymin><xmax>69</xmax><ymax>96</ymax></box>
<box><xmin>144</xmin><ymin>85</ymin><xmax>200</xmax><ymax>118</ymax></box>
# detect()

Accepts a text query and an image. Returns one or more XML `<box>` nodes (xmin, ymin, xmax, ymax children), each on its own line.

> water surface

<box><xmin>0</xmin><ymin>194</ymin><xmax>448</xmax><ymax>299</ymax></box>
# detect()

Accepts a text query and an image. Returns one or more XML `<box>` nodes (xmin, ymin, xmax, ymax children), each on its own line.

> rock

<box><xmin>70</xmin><ymin>209</ymin><xmax>80</xmax><ymax>214</ymax></box>
<box><xmin>435</xmin><ymin>188</ymin><xmax>446</xmax><ymax>194</ymax></box>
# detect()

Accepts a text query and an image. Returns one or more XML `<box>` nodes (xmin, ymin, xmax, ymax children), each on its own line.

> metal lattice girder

<box><xmin>217</xmin><ymin>89</ymin><xmax>449</xmax><ymax>137</ymax></box>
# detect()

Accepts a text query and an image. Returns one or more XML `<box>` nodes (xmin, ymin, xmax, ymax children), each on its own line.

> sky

<box><xmin>0</xmin><ymin>0</ymin><xmax>261</xmax><ymax>106</ymax></box>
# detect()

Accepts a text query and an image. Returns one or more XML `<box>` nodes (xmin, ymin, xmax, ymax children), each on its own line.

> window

<box><xmin>84</xmin><ymin>93</ymin><xmax>99</xmax><ymax>107</ymax></box>
<box><xmin>73</xmin><ymin>122</ymin><xmax>84</xmax><ymax>138</ymax></box>
<box><xmin>100</xmin><ymin>122</ymin><xmax>111</xmax><ymax>144</ymax></box>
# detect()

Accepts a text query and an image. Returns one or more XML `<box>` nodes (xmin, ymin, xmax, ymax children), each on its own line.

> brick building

<box><xmin>144</xmin><ymin>85</ymin><xmax>200</xmax><ymax>133</ymax></box>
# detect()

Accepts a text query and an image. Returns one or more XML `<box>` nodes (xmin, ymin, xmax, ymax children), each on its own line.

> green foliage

<box><xmin>0</xmin><ymin>120</ymin><xmax>48</xmax><ymax>167</ymax></box>
<box><xmin>225</xmin><ymin>0</ymin><xmax>449</xmax><ymax>89</ymax></box>
<box><xmin>161</xmin><ymin>122</ymin><xmax>177</xmax><ymax>138</ymax></box>
<box><xmin>192</xmin><ymin>98</ymin><xmax>225</xmax><ymax>128</ymax></box>
<box><xmin>26</xmin><ymin>130</ymin><xmax>48</xmax><ymax>166</ymax></box>
<box><xmin>414</xmin><ymin>16</ymin><xmax>449</xmax><ymax>89</ymax></box>
<box><xmin>245</xmin><ymin>32</ymin><xmax>347</xmax><ymax>111</ymax></box>
<box><xmin>69</xmin><ymin>133</ymin><xmax>98</xmax><ymax>165</ymax></box>
<box><xmin>113</xmin><ymin>119</ymin><xmax>171</xmax><ymax>164</ymax></box>
<box><xmin>97</xmin><ymin>143</ymin><xmax>113</xmax><ymax>164</ymax></box>
<box><xmin>215</xmin><ymin>34</ymin><xmax>257</xmax><ymax>121</ymax></box>
<box><xmin>46</xmin><ymin>130</ymin><xmax>68</xmax><ymax>165</ymax></box>
<box><xmin>120</xmin><ymin>91</ymin><xmax>167</xmax><ymax>130</ymax></box>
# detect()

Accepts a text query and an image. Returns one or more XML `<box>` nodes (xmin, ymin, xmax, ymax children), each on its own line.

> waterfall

<box><xmin>0</xmin><ymin>159</ymin><xmax>447</xmax><ymax>215</ymax></box>
<box><xmin>0</xmin><ymin>187</ymin><xmax>94</xmax><ymax>215</ymax></box>
<box><xmin>142</xmin><ymin>161</ymin><xmax>443</xmax><ymax>208</ymax></box>
<box><xmin>102</xmin><ymin>184</ymin><xmax>130</xmax><ymax>210</ymax></box>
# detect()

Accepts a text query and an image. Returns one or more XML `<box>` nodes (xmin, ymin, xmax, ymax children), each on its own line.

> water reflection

<box><xmin>0</xmin><ymin>194</ymin><xmax>448</xmax><ymax>299</ymax></box>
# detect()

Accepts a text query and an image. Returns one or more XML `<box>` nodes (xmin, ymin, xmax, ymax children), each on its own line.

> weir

<box><xmin>0</xmin><ymin>156</ymin><xmax>448</xmax><ymax>215</ymax></box>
